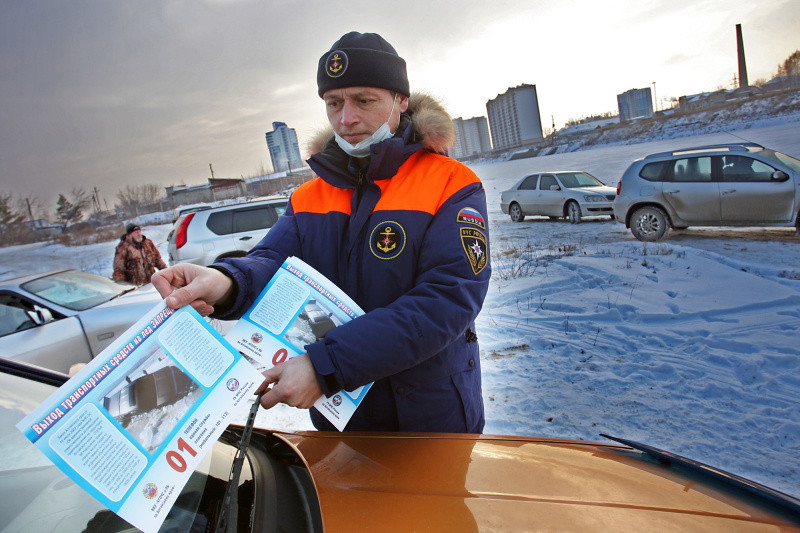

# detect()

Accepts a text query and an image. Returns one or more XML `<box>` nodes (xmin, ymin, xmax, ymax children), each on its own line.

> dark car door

<box><xmin>232</xmin><ymin>203</ymin><xmax>286</xmax><ymax>254</ymax></box>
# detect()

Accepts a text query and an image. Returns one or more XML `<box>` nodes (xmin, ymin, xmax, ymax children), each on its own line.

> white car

<box><xmin>0</xmin><ymin>270</ymin><xmax>162</xmax><ymax>373</ymax></box>
<box><xmin>168</xmin><ymin>196</ymin><xmax>288</xmax><ymax>266</ymax></box>
<box><xmin>500</xmin><ymin>171</ymin><xmax>617</xmax><ymax>223</ymax></box>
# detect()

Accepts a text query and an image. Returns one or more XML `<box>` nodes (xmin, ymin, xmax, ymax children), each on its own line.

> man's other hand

<box><xmin>256</xmin><ymin>354</ymin><xmax>324</xmax><ymax>410</ymax></box>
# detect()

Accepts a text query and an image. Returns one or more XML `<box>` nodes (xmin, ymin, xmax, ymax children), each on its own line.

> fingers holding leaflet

<box><xmin>258</xmin><ymin>354</ymin><xmax>323</xmax><ymax>410</ymax></box>
<box><xmin>151</xmin><ymin>264</ymin><xmax>234</xmax><ymax>313</ymax></box>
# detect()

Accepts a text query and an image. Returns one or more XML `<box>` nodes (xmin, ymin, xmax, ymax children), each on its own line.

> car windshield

<box><xmin>557</xmin><ymin>172</ymin><xmax>605</xmax><ymax>188</ymax></box>
<box><xmin>760</xmin><ymin>149</ymin><xmax>800</xmax><ymax>173</ymax></box>
<box><xmin>0</xmin><ymin>365</ymin><xmax>247</xmax><ymax>533</ymax></box>
<box><xmin>20</xmin><ymin>271</ymin><xmax>137</xmax><ymax>311</ymax></box>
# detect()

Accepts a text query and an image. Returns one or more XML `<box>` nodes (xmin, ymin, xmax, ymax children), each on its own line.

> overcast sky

<box><xmin>1</xmin><ymin>0</ymin><xmax>798</xmax><ymax>215</ymax></box>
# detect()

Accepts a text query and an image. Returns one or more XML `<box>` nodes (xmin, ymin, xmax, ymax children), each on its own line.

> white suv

<box><xmin>167</xmin><ymin>196</ymin><xmax>288</xmax><ymax>266</ymax></box>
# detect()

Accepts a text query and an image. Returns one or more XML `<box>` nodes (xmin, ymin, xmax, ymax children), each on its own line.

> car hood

<box><xmin>77</xmin><ymin>283</ymin><xmax>164</xmax><ymax>355</ymax></box>
<box><xmin>274</xmin><ymin>432</ymin><xmax>799</xmax><ymax>531</ymax></box>
<box><xmin>92</xmin><ymin>283</ymin><xmax>163</xmax><ymax>310</ymax></box>
<box><xmin>578</xmin><ymin>185</ymin><xmax>617</xmax><ymax>195</ymax></box>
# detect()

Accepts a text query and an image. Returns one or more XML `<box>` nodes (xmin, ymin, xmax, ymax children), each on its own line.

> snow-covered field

<box><xmin>2</xmin><ymin>117</ymin><xmax>799</xmax><ymax>498</ymax></box>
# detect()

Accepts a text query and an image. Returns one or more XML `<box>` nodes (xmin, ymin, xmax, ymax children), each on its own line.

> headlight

<box><xmin>583</xmin><ymin>195</ymin><xmax>606</xmax><ymax>202</ymax></box>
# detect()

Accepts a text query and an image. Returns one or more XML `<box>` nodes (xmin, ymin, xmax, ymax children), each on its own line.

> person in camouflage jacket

<box><xmin>112</xmin><ymin>223</ymin><xmax>167</xmax><ymax>286</ymax></box>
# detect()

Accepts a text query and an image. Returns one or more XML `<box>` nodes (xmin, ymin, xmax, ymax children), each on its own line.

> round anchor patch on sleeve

<box><xmin>460</xmin><ymin>227</ymin><xmax>488</xmax><ymax>275</ymax></box>
<box><xmin>370</xmin><ymin>221</ymin><xmax>406</xmax><ymax>260</ymax></box>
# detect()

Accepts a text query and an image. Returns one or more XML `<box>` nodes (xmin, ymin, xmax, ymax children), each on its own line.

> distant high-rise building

<box><xmin>265</xmin><ymin>122</ymin><xmax>303</xmax><ymax>173</ymax></box>
<box><xmin>617</xmin><ymin>88</ymin><xmax>654</xmax><ymax>121</ymax></box>
<box><xmin>486</xmin><ymin>84</ymin><xmax>543</xmax><ymax>151</ymax></box>
<box><xmin>452</xmin><ymin>116</ymin><xmax>492</xmax><ymax>158</ymax></box>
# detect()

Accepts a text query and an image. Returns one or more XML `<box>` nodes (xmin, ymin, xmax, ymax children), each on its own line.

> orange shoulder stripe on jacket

<box><xmin>374</xmin><ymin>152</ymin><xmax>482</xmax><ymax>214</ymax></box>
<box><xmin>291</xmin><ymin>176</ymin><xmax>352</xmax><ymax>215</ymax></box>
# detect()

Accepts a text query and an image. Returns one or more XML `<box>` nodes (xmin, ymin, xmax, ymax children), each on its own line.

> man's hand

<box><xmin>151</xmin><ymin>264</ymin><xmax>233</xmax><ymax>315</ymax></box>
<box><xmin>256</xmin><ymin>354</ymin><xmax>324</xmax><ymax>410</ymax></box>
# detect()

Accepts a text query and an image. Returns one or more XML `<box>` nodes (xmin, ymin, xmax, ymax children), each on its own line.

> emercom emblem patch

<box><xmin>370</xmin><ymin>221</ymin><xmax>406</xmax><ymax>260</ymax></box>
<box><xmin>460</xmin><ymin>227</ymin><xmax>487</xmax><ymax>275</ymax></box>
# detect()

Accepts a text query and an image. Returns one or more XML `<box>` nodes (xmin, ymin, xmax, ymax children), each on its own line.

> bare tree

<box><xmin>55</xmin><ymin>188</ymin><xmax>91</xmax><ymax>230</ymax></box>
<box><xmin>777</xmin><ymin>50</ymin><xmax>800</xmax><ymax>78</ymax></box>
<box><xmin>115</xmin><ymin>184</ymin><xmax>165</xmax><ymax>214</ymax></box>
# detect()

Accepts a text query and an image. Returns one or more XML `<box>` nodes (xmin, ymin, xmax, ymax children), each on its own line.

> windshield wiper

<box><xmin>110</xmin><ymin>287</ymin><xmax>137</xmax><ymax>300</ymax></box>
<box><xmin>601</xmin><ymin>434</ymin><xmax>800</xmax><ymax>518</ymax></box>
<box><xmin>216</xmin><ymin>392</ymin><xmax>263</xmax><ymax>533</ymax></box>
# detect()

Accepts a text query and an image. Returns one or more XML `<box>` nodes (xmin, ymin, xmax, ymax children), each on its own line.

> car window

<box><xmin>639</xmin><ymin>161</ymin><xmax>668</xmax><ymax>181</ymax></box>
<box><xmin>540</xmin><ymin>175</ymin><xmax>558</xmax><ymax>191</ymax></box>
<box><xmin>0</xmin><ymin>367</ymin><xmax>249</xmax><ymax>532</ymax></box>
<box><xmin>20</xmin><ymin>271</ymin><xmax>135</xmax><ymax>311</ymax></box>
<box><xmin>233</xmin><ymin>206</ymin><xmax>278</xmax><ymax>233</ymax></box>
<box><xmin>206</xmin><ymin>210</ymin><xmax>233</xmax><ymax>235</ymax></box>
<box><xmin>670</xmin><ymin>157</ymin><xmax>712</xmax><ymax>182</ymax></box>
<box><xmin>518</xmin><ymin>175</ymin><xmax>538</xmax><ymax>190</ymax></box>
<box><xmin>0</xmin><ymin>295</ymin><xmax>36</xmax><ymax>336</ymax></box>
<box><xmin>557</xmin><ymin>172</ymin><xmax>604</xmax><ymax>188</ymax></box>
<box><xmin>721</xmin><ymin>155</ymin><xmax>776</xmax><ymax>182</ymax></box>
<box><xmin>755</xmin><ymin>149</ymin><xmax>800</xmax><ymax>173</ymax></box>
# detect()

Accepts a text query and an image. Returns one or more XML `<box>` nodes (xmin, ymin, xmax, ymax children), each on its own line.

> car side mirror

<box><xmin>550</xmin><ymin>185</ymin><xmax>560</xmax><ymax>191</ymax></box>
<box><xmin>772</xmin><ymin>170</ymin><xmax>789</xmax><ymax>182</ymax></box>
<box><xmin>27</xmin><ymin>306</ymin><xmax>54</xmax><ymax>325</ymax></box>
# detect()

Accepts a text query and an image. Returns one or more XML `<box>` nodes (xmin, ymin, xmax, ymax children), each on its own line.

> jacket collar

<box><xmin>307</xmin><ymin>115</ymin><xmax>423</xmax><ymax>188</ymax></box>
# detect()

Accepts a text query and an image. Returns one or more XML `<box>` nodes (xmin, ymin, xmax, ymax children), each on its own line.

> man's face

<box><xmin>130</xmin><ymin>229</ymin><xmax>143</xmax><ymax>242</ymax></box>
<box><xmin>323</xmin><ymin>87</ymin><xmax>409</xmax><ymax>146</ymax></box>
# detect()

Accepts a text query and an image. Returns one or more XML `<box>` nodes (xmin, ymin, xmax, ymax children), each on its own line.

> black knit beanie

<box><xmin>317</xmin><ymin>32</ymin><xmax>409</xmax><ymax>98</ymax></box>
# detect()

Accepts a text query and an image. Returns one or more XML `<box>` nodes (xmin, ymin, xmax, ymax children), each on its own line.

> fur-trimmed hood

<box><xmin>306</xmin><ymin>92</ymin><xmax>455</xmax><ymax>157</ymax></box>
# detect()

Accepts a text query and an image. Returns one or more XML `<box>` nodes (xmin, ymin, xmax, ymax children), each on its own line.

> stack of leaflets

<box><xmin>16</xmin><ymin>257</ymin><xmax>369</xmax><ymax>533</ymax></box>
<box><xmin>226</xmin><ymin>257</ymin><xmax>371</xmax><ymax>431</ymax></box>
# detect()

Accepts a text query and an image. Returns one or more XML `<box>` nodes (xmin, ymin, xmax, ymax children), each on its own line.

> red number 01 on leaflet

<box><xmin>272</xmin><ymin>348</ymin><xmax>288</xmax><ymax>366</ymax></box>
<box><xmin>166</xmin><ymin>438</ymin><xmax>197</xmax><ymax>472</ymax></box>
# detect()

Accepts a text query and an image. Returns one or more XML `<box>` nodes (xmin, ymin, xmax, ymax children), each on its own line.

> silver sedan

<box><xmin>500</xmin><ymin>171</ymin><xmax>617</xmax><ymax>223</ymax></box>
<box><xmin>0</xmin><ymin>270</ymin><xmax>163</xmax><ymax>373</ymax></box>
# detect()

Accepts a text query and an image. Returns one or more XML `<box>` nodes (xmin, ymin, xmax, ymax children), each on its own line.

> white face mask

<box><xmin>334</xmin><ymin>94</ymin><xmax>398</xmax><ymax>158</ymax></box>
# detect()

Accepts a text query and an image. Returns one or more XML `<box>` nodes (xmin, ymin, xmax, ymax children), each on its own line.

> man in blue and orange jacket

<box><xmin>153</xmin><ymin>31</ymin><xmax>491</xmax><ymax>433</ymax></box>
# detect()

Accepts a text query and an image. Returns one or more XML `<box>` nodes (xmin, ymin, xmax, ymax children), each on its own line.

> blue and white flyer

<box><xmin>16</xmin><ymin>301</ymin><xmax>264</xmax><ymax>533</ymax></box>
<box><xmin>226</xmin><ymin>256</ymin><xmax>372</xmax><ymax>431</ymax></box>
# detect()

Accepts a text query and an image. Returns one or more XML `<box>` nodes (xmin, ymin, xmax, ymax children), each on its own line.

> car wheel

<box><xmin>567</xmin><ymin>202</ymin><xmax>582</xmax><ymax>224</ymax></box>
<box><xmin>630</xmin><ymin>206</ymin><xmax>670</xmax><ymax>242</ymax></box>
<box><xmin>509</xmin><ymin>203</ymin><xmax>525</xmax><ymax>223</ymax></box>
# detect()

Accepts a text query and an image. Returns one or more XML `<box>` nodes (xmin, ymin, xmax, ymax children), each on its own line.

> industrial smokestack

<box><xmin>736</xmin><ymin>24</ymin><xmax>749</xmax><ymax>88</ymax></box>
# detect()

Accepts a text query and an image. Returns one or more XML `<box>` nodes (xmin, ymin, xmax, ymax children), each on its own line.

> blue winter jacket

<box><xmin>212</xmin><ymin>98</ymin><xmax>491</xmax><ymax>433</ymax></box>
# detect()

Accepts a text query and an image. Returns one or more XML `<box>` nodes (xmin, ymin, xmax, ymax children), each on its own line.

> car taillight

<box><xmin>616</xmin><ymin>179</ymin><xmax>622</xmax><ymax>195</ymax></box>
<box><xmin>175</xmin><ymin>212</ymin><xmax>195</xmax><ymax>249</ymax></box>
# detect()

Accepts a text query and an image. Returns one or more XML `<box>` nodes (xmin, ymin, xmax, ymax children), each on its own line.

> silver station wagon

<box><xmin>614</xmin><ymin>143</ymin><xmax>800</xmax><ymax>241</ymax></box>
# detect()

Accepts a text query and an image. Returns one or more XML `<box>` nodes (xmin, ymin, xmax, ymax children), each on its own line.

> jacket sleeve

<box><xmin>146</xmin><ymin>239</ymin><xmax>167</xmax><ymax>270</ymax></box>
<box><xmin>209</xmin><ymin>202</ymin><xmax>304</xmax><ymax>320</ymax></box>
<box><xmin>112</xmin><ymin>243</ymin><xmax>127</xmax><ymax>282</ymax></box>
<box><xmin>307</xmin><ymin>167</ymin><xmax>491</xmax><ymax>394</ymax></box>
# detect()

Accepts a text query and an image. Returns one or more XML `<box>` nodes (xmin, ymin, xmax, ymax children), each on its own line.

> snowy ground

<box><xmin>2</xmin><ymin>117</ymin><xmax>799</xmax><ymax>497</ymax></box>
